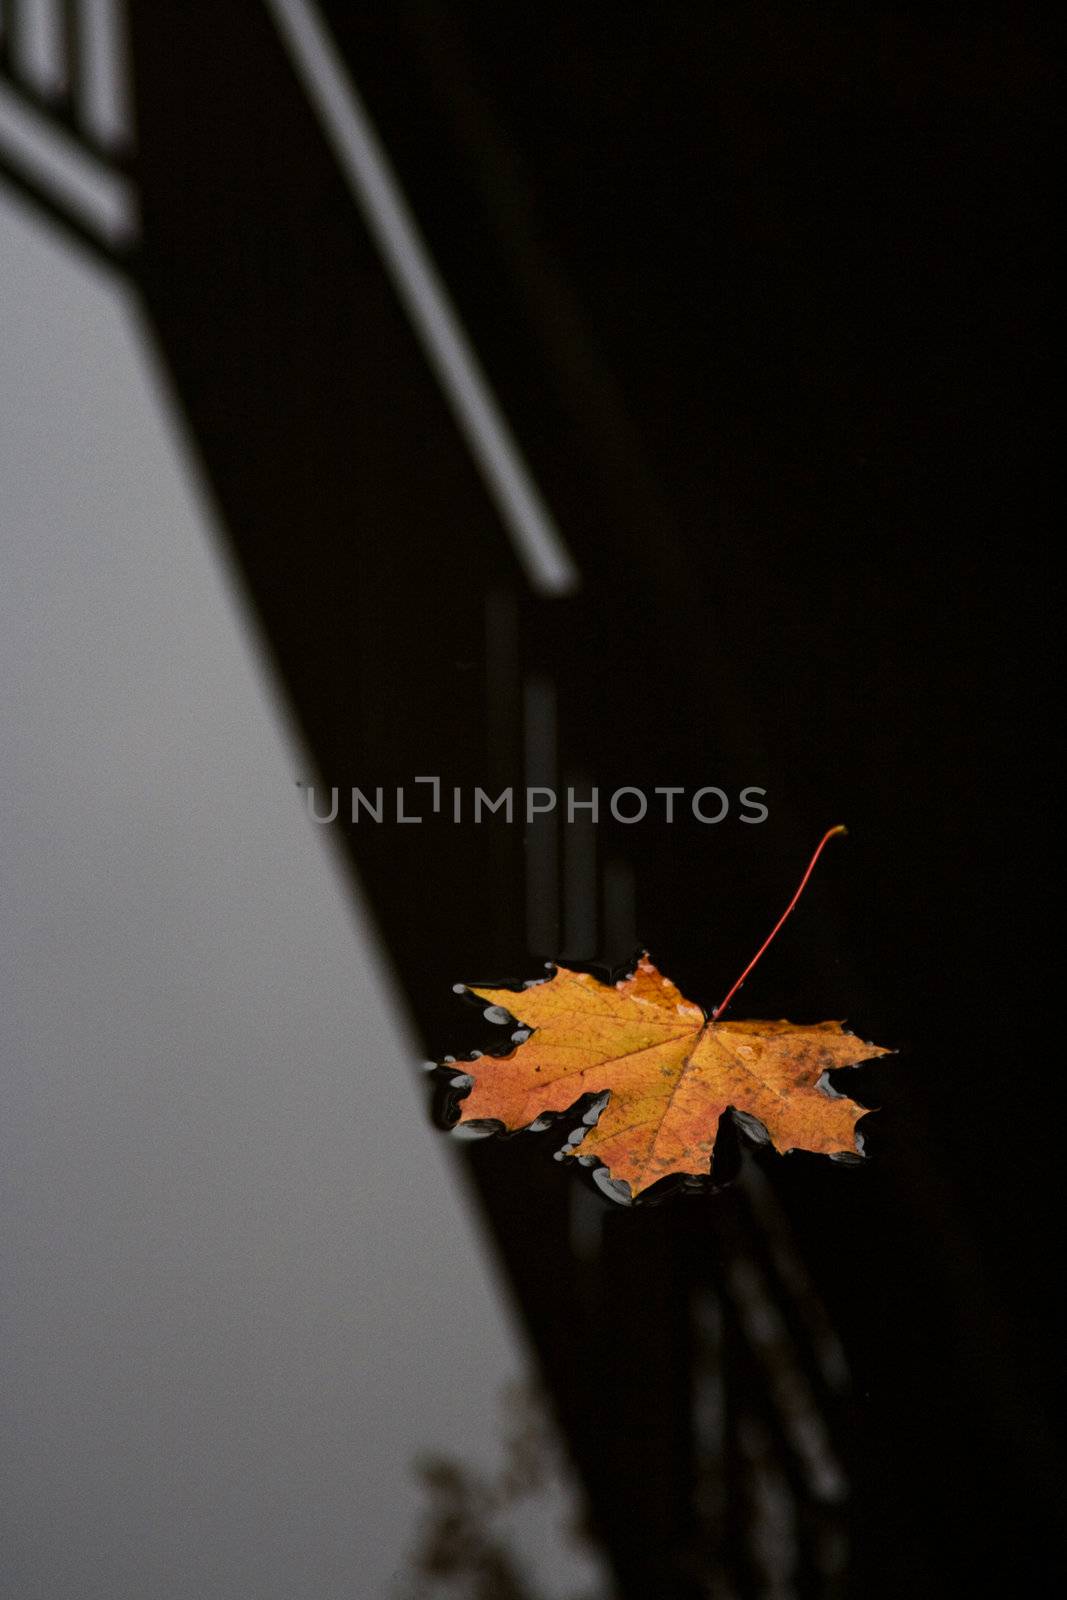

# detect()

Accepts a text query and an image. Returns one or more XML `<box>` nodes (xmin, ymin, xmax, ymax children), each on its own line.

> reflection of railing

<box><xmin>5</xmin><ymin>5</ymin><xmax>859</xmax><ymax>1590</ymax></box>
<box><xmin>0</xmin><ymin>0</ymin><xmax>136</xmax><ymax>261</ymax></box>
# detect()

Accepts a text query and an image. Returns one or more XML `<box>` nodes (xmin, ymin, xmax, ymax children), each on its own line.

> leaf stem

<box><xmin>711</xmin><ymin>825</ymin><xmax>848</xmax><ymax>1021</ymax></box>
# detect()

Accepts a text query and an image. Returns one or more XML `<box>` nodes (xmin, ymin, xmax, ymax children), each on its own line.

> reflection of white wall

<box><xmin>0</xmin><ymin>189</ymin><xmax>603</xmax><ymax>1599</ymax></box>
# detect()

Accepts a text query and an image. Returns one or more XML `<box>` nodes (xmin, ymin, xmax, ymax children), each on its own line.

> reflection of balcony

<box><xmin>0</xmin><ymin>8</ymin><xmax>857</xmax><ymax>1595</ymax></box>
<box><xmin>0</xmin><ymin>0</ymin><xmax>135</xmax><ymax>259</ymax></box>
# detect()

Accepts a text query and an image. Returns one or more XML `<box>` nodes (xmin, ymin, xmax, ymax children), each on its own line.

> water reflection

<box><xmin>399</xmin><ymin>1382</ymin><xmax>614</xmax><ymax>1600</ymax></box>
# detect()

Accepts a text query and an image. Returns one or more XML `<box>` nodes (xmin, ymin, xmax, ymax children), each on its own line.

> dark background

<box><xmin>122</xmin><ymin>4</ymin><xmax>1061</xmax><ymax>1595</ymax></box>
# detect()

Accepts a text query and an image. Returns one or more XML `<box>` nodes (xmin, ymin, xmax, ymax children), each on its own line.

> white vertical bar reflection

<box><xmin>76</xmin><ymin>0</ymin><xmax>130</xmax><ymax>150</ymax></box>
<box><xmin>12</xmin><ymin>0</ymin><xmax>66</xmax><ymax>98</ymax></box>
<box><xmin>603</xmin><ymin>857</ymin><xmax>637</xmax><ymax>960</ymax></box>
<box><xmin>562</xmin><ymin>770</ymin><xmax>597</xmax><ymax>958</ymax></box>
<box><xmin>523</xmin><ymin>675</ymin><xmax>558</xmax><ymax>956</ymax></box>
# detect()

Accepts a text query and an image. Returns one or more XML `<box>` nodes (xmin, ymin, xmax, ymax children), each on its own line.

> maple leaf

<box><xmin>450</xmin><ymin>956</ymin><xmax>890</xmax><ymax>1197</ymax></box>
<box><xmin>441</xmin><ymin>829</ymin><xmax>893</xmax><ymax>1198</ymax></box>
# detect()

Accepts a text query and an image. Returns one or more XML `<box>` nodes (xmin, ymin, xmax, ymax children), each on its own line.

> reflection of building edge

<box><xmin>1</xmin><ymin>9</ymin><xmax>854</xmax><ymax>1595</ymax></box>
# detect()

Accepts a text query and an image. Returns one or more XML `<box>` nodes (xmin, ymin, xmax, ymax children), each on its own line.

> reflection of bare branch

<box><xmin>404</xmin><ymin>1454</ymin><xmax>538</xmax><ymax>1600</ymax></box>
<box><xmin>497</xmin><ymin>1380</ymin><xmax>553</xmax><ymax>1505</ymax></box>
<box><xmin>398</xmin><ymin>1382</ymin><xmax>610</xmax><ymax>1600</ymax></box>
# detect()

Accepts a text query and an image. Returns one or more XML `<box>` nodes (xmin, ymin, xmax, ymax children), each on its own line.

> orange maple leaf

<box><xmin>443</xmin><ymin>828</ymin><xmax>893</xmax><ymax>1198</ymax></box>
<box><xmin>451</xmin><ymin>956</ymin><xmax>890</xmax><ymax>1196</ymax></box>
